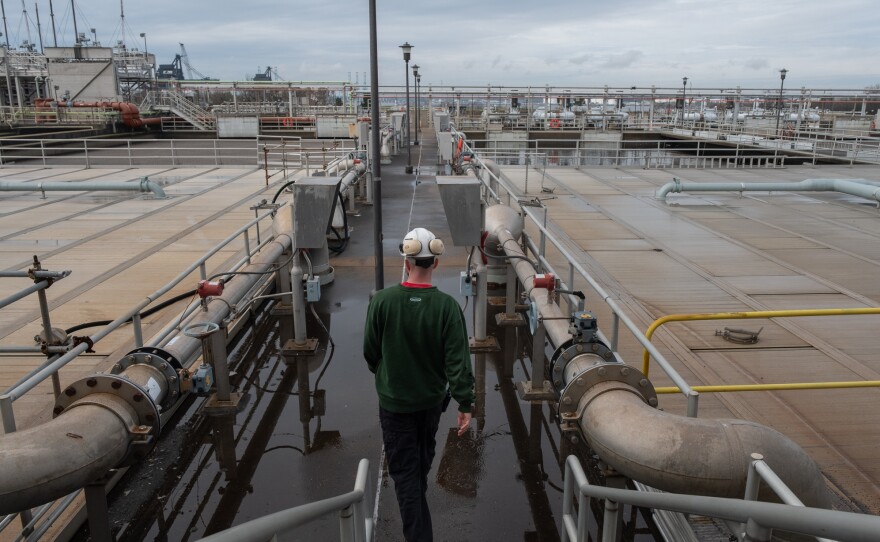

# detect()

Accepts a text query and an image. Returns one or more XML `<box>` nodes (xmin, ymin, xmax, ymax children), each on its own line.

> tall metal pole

<box><xmin>776</xmin><ymin>68</ymin><xmax>788</xmax><ymax>136</ymax></box>
<box><xmin>681</xmin><ymin>76</ymin><xmax>688</xmax><ymax>128</ymax></box>
<box><xmin>369</xmin><ymin>0</ymin><xmax>384</xmax><ymax>292</ymax></box>
<box><xmin>70</xmin><ymin>0</ymin><xmax>78</xmax><ymax>45</ymax></box>
<box><xmin>49</xmin><ymin>0</ymin><xmax>56</xmax><ymax>47</ymax></box>
<box><xmin>34</xmin><ymin>2</ymin><xmax>43</xmax><ymax>53</ymax></box>
<box><xmin>400</xmin><ymin>42</ymin><xmax>413</xmax><ymax>174</ymax></box>
<box><xmin>0</xmin><ymin>0</ymin><xmax>9</xmax><ymax>47</ymax></box>
<box><xmin>412</xmin><ymin>64</ymin><xmax>420</xmax><ymax>145</ymax></box>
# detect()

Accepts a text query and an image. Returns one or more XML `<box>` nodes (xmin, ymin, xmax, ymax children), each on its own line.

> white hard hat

<box><xmin>399</xmin><ymin>227</ymin><xmax>444</xmax><ymax>259</ymax></box>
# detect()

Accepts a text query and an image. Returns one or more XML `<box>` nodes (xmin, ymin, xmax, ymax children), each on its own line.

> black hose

<box><xmin>64</xmin><ymin>288</ymin><xmax>197</xmax><ymax>334</ymax></box>
<box><xmin>271</xmin><ymin>180</ymin><xmax>297</xmax><ymax>205</ymax></box>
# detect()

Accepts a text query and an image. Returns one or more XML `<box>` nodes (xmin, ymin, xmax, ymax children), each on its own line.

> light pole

<box><xmin>416</xmin><ymin>74</ymin><xmax>421</xmax><ymax>143</ymax></box>
<box><xmin>399</xmin><ymin>42</ymin><xmax>413</xmax><ymax>174</ymax></box>
<box><xmin>776</xmin><ymin>68</ymin><xmax>788</xmax><ymax>136</ymax></box>
<box><xmin>681</xmin><ymin>76</ymin><xmax>688</xmax><ymax>127</ymax></box>
<box><xmin>412</xmin><ymin>64</ymin><xmax>420</xmax><ymax>145</ymax></box>
<box><xmin>369</xmin><ymin>0</ymin><xmax>384</xmax><ymax>291</ymax></box>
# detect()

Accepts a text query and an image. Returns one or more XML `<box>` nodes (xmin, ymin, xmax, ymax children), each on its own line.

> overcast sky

<box><xmin>9</xmin><ymin>0</ymin><xmax>879</xmax><ymax>89</ymax></box>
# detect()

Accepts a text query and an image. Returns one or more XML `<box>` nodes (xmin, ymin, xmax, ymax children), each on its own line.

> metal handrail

<box><xmin>0</xmin><ymin>138</ymin><xmax>263</xmax><ymax>168</ymax></box>
<box><xmin>642</xmin><ymin>308</ymin><xmax>880</xmax><ymax>376</ymax></box>
<box><xmin>561</xmin><ymin>455</ymin><xmax>880</xmax><ymax>542</ymax></box>
<box><xmin>459</xmin><ymin>134</ymin><xmax>699</xmax><ymax>414</ymax></box>
<box><xmin>1</xmin><ymin>203</ymin><xmax>286</xmax><ymax>405</ymax></box>
<box><xmin>199</xmin><ymin>459</ymin><xmax>372</xmax><ymax>542</ymax></box>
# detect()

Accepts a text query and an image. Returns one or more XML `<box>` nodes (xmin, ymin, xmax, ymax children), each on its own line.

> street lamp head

<box><xmin>682</xmin><ymin>76</ymin><xmax>688</xmax><ymax>87</ymax></box>
<box><xmin>412</xmin><ymin>64</ymin><xmax>419</xmax><ymax>77</ymax></box>
<box><xmin>139</xmin><ymin>32</ymin><xmax>145</xmax><ymax>38</ymax></box>
<box><xmin>779</xmin><ymin>68</ymin><xmax>788</xmax><ymax>81</ymax></box>
<box><xmin>399</xmin><ymin>42</ymin><xmax>413</xmax><ymax>62</ymax></box>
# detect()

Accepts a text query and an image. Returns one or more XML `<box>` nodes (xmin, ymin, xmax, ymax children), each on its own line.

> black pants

<box><xmin>380</xmin><ymin>404</ymin><xmax>444</xmax><ymax>542</ymax></box>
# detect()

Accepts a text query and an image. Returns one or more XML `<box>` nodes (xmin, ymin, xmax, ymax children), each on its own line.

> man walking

<box><xmin>364</xmin><ymin>227</ymin><xmax>474</xmax><ymax>542</ymax></box>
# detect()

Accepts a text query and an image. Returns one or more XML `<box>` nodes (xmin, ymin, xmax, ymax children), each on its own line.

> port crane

<box><xmin>156</xmin><ymin>43</ymin><xmax>214</xmax><ymax>80</ymax></box>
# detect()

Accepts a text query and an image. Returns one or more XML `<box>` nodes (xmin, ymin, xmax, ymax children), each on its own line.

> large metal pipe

<box><xmin>36</xmin><ymin>98</ymin><xmax>162</xmax><ymax>128</ymax></box>
<box><xmin>656</xmin><ymin>177</ymin><xmax>880</xmax><ymax>203</ymax></box>
<box><xmin>0</xmin><ymin>178</ymin><xmax>166</xmax><ymax>198</ymax></box>
<box><xmin>0</xmin><ymin>394</ymin><xmax>137</xmax><ymax>513</ymax></box>
<box><xmin>0</xmin><ymin>233</ymin><xmax>292</xmax><ymax>513</ymax></box>
<box><xmin>487</xmin><ymin>204</ymin><xmax>831</xmax><ymax>509</ymax></box>
<box><xmin>578</xmin><ymin>383</ymin><xmax>830</xmax><ymax>508</ymax></box>
<box><xmin>162</xmin><ymin>234</ymin><xmax>291</xmax><ymax>367</ymax></box>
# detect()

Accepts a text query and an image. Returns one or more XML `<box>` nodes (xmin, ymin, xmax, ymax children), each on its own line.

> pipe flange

<box><xmin>111</xmin><ymin>347</ymin><xmax>182</xmax><ymax>412</ymax></box>
<box><xmin>54</xmin><ymin>373</ymin><xmax>161</xmax><ymax>442</ymax></box>
<box><xmin>557</xmin><ymin>363</ymin><xmax>658</xmax><ymax>417</ymax></box>
<box><xmin>548</xmin><ymin>338</ymin><xmax>615</xmax><ymax>390</ymax></box>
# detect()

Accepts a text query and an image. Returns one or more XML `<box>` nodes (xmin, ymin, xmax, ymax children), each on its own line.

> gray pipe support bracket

<box><xmin>53</xmin><ymin>373</ymin><xmax>160</xmax><ymax>466</ymax></box>
<box><xmin>557</xmin><ymin>363</ymin><xmax>658</xmax><ymax>422</ymax></box>
<box><xmin>111</xmin><ymin>346</ymin><xmax>183</xmax><ymax>412</ymax></box>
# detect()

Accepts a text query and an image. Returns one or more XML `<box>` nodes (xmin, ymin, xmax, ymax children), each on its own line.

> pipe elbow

<box><xmin>0</xmin><ymin>397</ymin><xmax>137</xmax><ymax>514</ymax></box>
<box><xmin>140</xmin><ymin>177</ymin><xmax>167</xmax><ymax>198</ymax></box>
<box><xmin>655</xmin><ymin>177</ymin><xmax>682</xmax><ymax>200</ymax></box>
<box><xmin>580</xmin><ymin>388</ymin><xmax>831</xmax><ymax>509</ymax></box>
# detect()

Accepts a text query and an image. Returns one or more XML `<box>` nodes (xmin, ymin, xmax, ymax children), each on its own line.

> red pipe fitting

<box><xmin>533</xmin><ymin>273</ymin><xmax>556</xmax><ymax>291</ymax></box>
<box><xmin>197</xmin><ymin>279</ymin><xmax>224</xmax><ymax>298</ymax></box>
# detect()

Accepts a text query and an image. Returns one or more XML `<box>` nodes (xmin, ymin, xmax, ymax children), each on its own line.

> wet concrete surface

<box><xmin>78</xmin><ymin>141</ymin><xmax>659</xmax><ymax>541</ymax></box>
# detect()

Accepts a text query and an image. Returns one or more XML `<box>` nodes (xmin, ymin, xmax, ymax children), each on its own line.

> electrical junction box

<box><xmin>192</xmin><ymin>365</ymin><xmax>214</xmax><ymax>395</ymax></box>
<box><xmin>437</xmin><ymin>132</ymin><xmax>454</xmax><ymax>162</ymax></box>
<box><xmin>460</xmin><ymin>271</ymin><xmax>474</xmax><ymax>297</ymax></box>
<box><xmin>306</xmin><ymin>276</ymin><xmax>321</xmax><ymax>302</ymax></box>
<box><xmin>434</xmin><ymin>111</ymin><xmax>450</xmax><ymax>131</ymax></box>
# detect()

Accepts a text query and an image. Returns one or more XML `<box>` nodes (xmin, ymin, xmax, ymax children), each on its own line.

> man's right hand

<box><xmin>457</xmin><ymin>412</ymin><xmax>472</xmax><ymax>436</ymax></box>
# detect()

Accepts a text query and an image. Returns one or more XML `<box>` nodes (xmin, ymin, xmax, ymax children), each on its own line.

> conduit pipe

<box><xmin>0</xmin><ymin>233</ymin><xmax>292</xmax><ymax>514</ymax></box>
<box><xmin>656</xmin><ymin>177</ymin><xmax>880</xmax><ymax>204</ymax></box>
<box><xmin>331</xmin><ymin>162</ymin><xmax>365</xmax><ymax>230</ymax></box>
<box><xmin>485</xmin><ymin>205</ymin><xmax>831</xmax><ymax>509</ymax></box>
<box><xmin>159</xmin><ymin>234</ymin><xmax>291</xmax><ymax>366</ymax></box>
<box><xmin>379</xmin><ymin>128</ymin><xmax>393</xmax><ymax>161</ymax></box>
<box><xmin>36</xmin><ymin>98</ymin><xmax>161</xmax><ymax>128</ymax></box>
<box><xmin>0</xmin><ymin>178</ymin><xmax>166</xmax><ymax>198</ymax></box>
<box><xmin>0</xmin><ymin>394</ymin><xmax>138</xmax><ymax>513</ymax></box>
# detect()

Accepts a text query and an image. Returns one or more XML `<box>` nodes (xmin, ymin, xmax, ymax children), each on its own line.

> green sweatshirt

<box><xmin>363</xmin><ymin>283</ymin><xmax>474</xmax><ymax>413</ymax></box>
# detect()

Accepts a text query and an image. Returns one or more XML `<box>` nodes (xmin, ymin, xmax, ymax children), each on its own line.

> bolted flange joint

<box><xmin>53</xmin><ymin>373</ymin><xmax>160</xmax><ymax>466</ymax></box>
<box><xmin>112</xmin><ymin>346</ymin><xmax>182</xmax><ymax>412</ymax></box>
<box><xmin>556</xmin><ymin>363</ymin><xmax>658</xmax><ymax>421</ymax></box>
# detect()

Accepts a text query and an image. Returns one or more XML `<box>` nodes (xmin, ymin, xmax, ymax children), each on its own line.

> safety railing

<box><xmin>640</xmin><ymin>308</ymin><xmax>880</xmax><ymax>397</ymax></box>
<box><xmin>0</xmin><ymin>137</ymin><xmax>266</xmax><ymax>167</ymax></box>
<box><xmin>199</xmin><ymin>459</ymin><xmax>373</xmax><ymax>542</ymax></box>
<box><xmin>457</xmin><ymin>131</ymin><xmax>701</xmax><ymax>417</ymax></box>
<box><xmin>153</xmin><ymin>89</ymin><xmax>216</xmax><ymax>131</ymax></box>
<box><xmin>560</xmin><ymin>455</ymin><xmax>880</xmax><ymax>542</ymax></box>
<box><xmin>466</xmin><ymin>136</ymin><xmax>873</xmax><ymax>168</ymax></box>
<box><xmin>1</xmin><ymin>203</ymin><xmax>283</xmax><ymax>429</ymax></box>
<box><xmin>0</xmin><ymin>202</ymin><xmax>286</xmax><ymax>539</ymax></box>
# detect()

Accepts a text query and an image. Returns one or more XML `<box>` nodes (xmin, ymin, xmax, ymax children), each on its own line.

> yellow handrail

<box><xmin>642</xmin><ymin>307</ymin><xmax>880</xmax><ymax>377</ymax></box>
<box><xmin>655</xmin><ymin>381</ymin><xmax>880</xmax><ymax>394</ymax></box>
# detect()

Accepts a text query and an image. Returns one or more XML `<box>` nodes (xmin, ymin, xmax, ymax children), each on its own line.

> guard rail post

<box><xmin>33</xmin><ymin>258</ymin><xmax>61</xmax><ymax>397</ymax></box>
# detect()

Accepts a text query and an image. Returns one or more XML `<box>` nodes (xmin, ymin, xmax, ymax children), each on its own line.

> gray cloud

<box><xmin>600</xmin><ymin>50</ymin><xmax>644</xmax><ymax>69</ymax></box>
<box><xmin>743</xmin><ymin>58</ymin><xmax>770</xmax><ymax>71</ymax></box>
<box><xmin>569</xmin><ymin>54</ymin><xmax>591</xmax><ymax>66</ymax></box>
